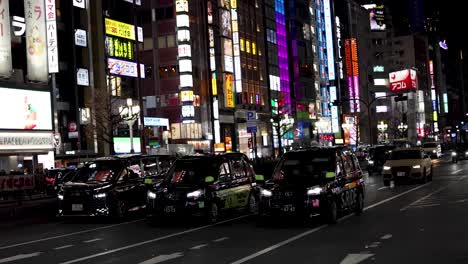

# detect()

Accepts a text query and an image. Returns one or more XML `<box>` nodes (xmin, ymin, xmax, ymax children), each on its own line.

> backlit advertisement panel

<box><xmin>105</xmin><ymin>18</ymin><xmax>135</xmax><ymax>40</ymax></box>
<box><xmin>108</xmin><ymin>58</ymin><xmax>138</xmax><ymax>77</ymax></box>
<box><xmin>0</xmin><ymin>88</ymin><xmax>52</xmax><ymax>130</ymax></box>
<box><xmin>389</xmin><ymin>69</ymin><xmax>418</xmax><ymax>92</ymax></box>
<box><xmin>224</xmin><ymin>74</ymin><xmax>234</xmax><ymax>108</ymax></box>
<box><xmin>0</xmin><ymin>0</ymin><xmax>12</xmax><ymax>78</ymax></box>
<box><xmin>25</xmin><ymin>0</ymin><xmax>48</xmax><ymax>82</ymax></box>
<box><xmin>363</xmin><ymin>4</ymin><xmax>386</xmax><ymax>31</ymax></box>
<box><xmin>175</xmin><ymin>0</ymin><xmax>188</xmax><ymax>12</ymax></box>
<box><xmin>105</xmin><ymin>36</ymin><xmax>135</xmax><ymax>60</ymax></box>
<box><xmin>324</xmin><ymin>0</ymin><xmax>335</xmax><ymax>81</ymax></box>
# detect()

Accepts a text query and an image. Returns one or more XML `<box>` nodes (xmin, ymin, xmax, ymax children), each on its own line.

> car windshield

<box><xmin>70</xmin><ymin>160</ymin><xmax>125</xmax><ymax>183</ymax></box>
<box><xmin>390</xmin><ymin>150</ymin><xmax>421</xmax><ymax>160</ymax></box>
<box><xmin>273</xmin><ymin>151</ymin><xmax>336</xmax><ymax>186</ymax></box>
<box><xmin>165</xmin><ymin>158</ymin><xmax>218</xmax><ymax>186</ymax></box>
<box><xmin>423</xmin><ymin>143</ymin><xmax>437</xmax><ymax>148</ymax></box>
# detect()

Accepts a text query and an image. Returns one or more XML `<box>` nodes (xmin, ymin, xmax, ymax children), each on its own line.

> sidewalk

<box><xmin>0</xmin><ymin>194</ymin><xmax>57</xmax><ymax>223</ymax></box>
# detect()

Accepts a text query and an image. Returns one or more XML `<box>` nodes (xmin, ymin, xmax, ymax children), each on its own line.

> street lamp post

<box><xmin>397</xmin><ymin>122</ymin><xmax>408</xmax><ymax>139</ymax></box>
<box><xmin>119</xmin><ymin>98</ymin><xmax>140</xmax><ymax>154</ymax></box>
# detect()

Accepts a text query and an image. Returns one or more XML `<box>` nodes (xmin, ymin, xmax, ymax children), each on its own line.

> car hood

<box><xmin>384</xmin><ymin>160</ymin><xmax>422</xmax><ymax>167</ymax></box>
<box><xmin>62</xmin><ymin>182</ymin><xmax>111</xmax><ymax>191</ymax></box>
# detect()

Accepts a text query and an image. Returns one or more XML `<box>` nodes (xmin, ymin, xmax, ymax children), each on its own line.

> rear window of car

<box><xmin>423</xmin><ymin>143</ymin><xmax>437</xmax><ymax>148</ymax></box>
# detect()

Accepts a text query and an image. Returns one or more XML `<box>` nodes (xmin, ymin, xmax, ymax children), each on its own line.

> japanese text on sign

<box><xmin>105</xmin><ymin>36</ymin><xmax>135</xmax><ymax>60</ymax></box>
<box><xmin>0</xmin><ymin>175</ymin><xmax>35</xmax><ymax>191</ymax></box>
<box><xmin>105</xmin><ymin>18</ymin><xmax>135</xmax><ymax>40</ymax></box>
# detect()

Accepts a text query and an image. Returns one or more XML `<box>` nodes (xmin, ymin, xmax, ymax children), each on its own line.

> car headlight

<box><xmin>383</xmin><ymin>166</ymin><xmax>391</xmax><ymax>171</ymax></box>
<box><xmin>260</xmin><ymin>189</ymin><xmax>272</xmax><ymax>197</ymax></box>
<box><xmin>452</xmin><ymin>152</ymin><xmax>457</xmax><ymax>156</ymax></box>
<box><xmin>465</xmin><ymin>152</ymin><xmax>468</xmax><ymax>156</ymax></box>
<box><xmin>187</xmin><ymin>190</ymin><xmax>203</xmax><ymax>199</ymax></box>
<box><xmin>58</xmin><ymin>194</ymin><xmax>64</xmax><ymax>200</ymax></box>
<box><xmin>412</xmin><ymin>165</ymin><xmax>421</xmax><ymax>169</ymax></box>
<box><xmin>93</xmin><ymin>193</ymin><xmax>106</xmax><ymax>199</ymax></box>
<box><xmin>368</xmin><ymin>160</ymin><xmax>374</xmax><ymax>165</ymax></box>
<box><xmin>432</xmin><ymin>150</ymin><xmax>436</xmax><ymax>153</ymax></box>
<box><xmin>147</xmin><ymin>191</ymin><xmax>157</xmax><ymax>199</ymax></box>
<box><xmin>307</xmin><ymin>186</ymin><xmax>323</xmax><ymax>196</ymax></box>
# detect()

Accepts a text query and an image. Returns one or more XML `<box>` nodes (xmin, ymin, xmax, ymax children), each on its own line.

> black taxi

<box><xmin>58</xmin><ymin>157</ymin><xmax>147</xmax><ymax>218</ymax></box>
<box><xmin>258</xmin><ymin>147</ymin><xmax>365</xmax><ymax>223</ymax></box>
<box><xmin>146</xmin><ymin>153</ymin><xmax>261</xmax><ymax>223</ymax></box>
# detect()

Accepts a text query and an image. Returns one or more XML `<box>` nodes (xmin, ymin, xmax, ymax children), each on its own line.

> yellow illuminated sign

<box><xmin>224</xmin><ymin>74</ymin><xmax>235</xmax><ymax>108</ymax></box>
<box><xmin>212</xmin><ymin>73</ymin><xmax>218</xmax><ymax>96</ymax></box>
<box><xmin>180</xmin><ymin>90</ymin><xmax>194</xmax><ymax>102</ymax></box>
<box><xmin>105</xmin><ymin>18</ymin><xmax>135</xmax><ymax>40</ymax></box>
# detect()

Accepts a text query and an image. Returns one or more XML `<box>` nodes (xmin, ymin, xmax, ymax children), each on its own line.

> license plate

<box><xmin>397</xmin><ymin>172</ymin><xmax>406</xmax><ymax>177</ymax></box>
<box><xmin>282</xmin><ymin>204</ymin><xmax>295</xmax><ymax>212</ymax></box>
<box><xmin>164</xmin><ymin>205</ymin><xmax>176</xmax><ymax>213</ymax></box>
<box><xmin>72</xmin><ymin>204</ymin><xmax>83</xmax><ymax>211</ymax></box>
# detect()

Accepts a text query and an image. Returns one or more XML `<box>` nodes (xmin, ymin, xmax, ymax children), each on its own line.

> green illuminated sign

<box><xmin>105</xmin><ymin>36</ymin><xmax>135</xmax><ymax>61</ymax></box>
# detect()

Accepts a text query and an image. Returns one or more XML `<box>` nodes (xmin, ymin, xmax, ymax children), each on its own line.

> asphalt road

<box><xmin>1</xmin><ymin>159</ymin><xmax>467</xmax><ymax>264</ymax></box>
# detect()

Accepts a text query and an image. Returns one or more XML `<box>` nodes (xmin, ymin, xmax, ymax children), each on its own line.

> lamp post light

<box><xmin>377</xmin><ymin>121</ymin><xmax>388</xmax><ymax>143</ymax></box>
<box><xmin>397</xmin><ymin>122</ymin><xmax>408</xmax><ymax>138</ymax></box>
<box><xmin>119</xmin><ymin>98</ymin><xmax>140</xmax><ymax>154</ymax></box>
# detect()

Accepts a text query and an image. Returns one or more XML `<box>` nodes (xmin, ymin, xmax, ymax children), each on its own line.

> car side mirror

<box><xmin>255</xmin><ymin>175</ymin><xmax>265</xmax><ymax>182</ymax></box>
<box><xmin>205</xmin><ymin>176</ymin><xmax>215</xmax><ymax>184</ymax></box>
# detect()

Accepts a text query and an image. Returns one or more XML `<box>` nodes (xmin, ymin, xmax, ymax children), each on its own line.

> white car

<box><xmin>422</xmin><ymin>142</ymin><xmax>442</xmax><ymax>159</ymax></box>
<box><xmin>382</xmin><ymin>148</ymin><xmax>432</xmax><ymax>186</ymax></box>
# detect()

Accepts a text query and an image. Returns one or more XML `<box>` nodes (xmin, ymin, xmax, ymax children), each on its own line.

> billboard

<box><xmin>105</xmin><ymin>36</ymin><xmax>135</xmax><ymax>60</ymax></box>
<box><xmin>224</xmin><ymin>73</ymin><xmax>235</xmax><ymax>108</ymax></box>
<box><xmin>0</xmin><ymin>0</ymin><xmax>12</xmax><ymax>78</ymax></box>
<box><xmin>108</xmin><ymin>58</ymin><xmax>138</xmax><ymax>77</ymax></box>
<box><xmin>113</xmin><ymin>137</ymin><xmax>141</xmax><ymax>154</ymax></box>
<box><xmin>105</xmin><ymin>18</ymin><xmax>135</xmax><ymax>40</ymax></box>
<box><xmin>389</xmin><ymin>69</ymin><xmax>418</xmax><ymax>92</ymax></box>
<box><xmin>363</xmin><ymin>4</ymin><xmax>386</xmax><ymax>31</ymax></box>
<box><xmin>324</xmin><ymin>0</ymin><xmax>336</xmax><ymax>81</ymax></box>
<box><xmin>0</xmin><ymin>88</ymin><xmax>52</xmax><ymax>130</ymax></box>
<box><xmin>25</xmin><ymin>0</ymin><xmax>48</xmax><ymax>82</ymax></box>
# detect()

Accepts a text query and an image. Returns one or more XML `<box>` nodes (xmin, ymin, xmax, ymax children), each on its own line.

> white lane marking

<box><xmin>190</xmin><ymin>244</ymin><xmax>208</xmax><ymax>250</ymax></box>
<box><xmin>138</xmin><ymin>252</ymin><xmax>183</xmax><ymax>264</ymax></box>
<box><xmin>0</xmin><ymin>252</ymin><xmax>42</xmax><ymax>263</ymax></box>
<box><xmin>399</xmin><ymin>177</ymin><xmax>468</xmax><ymax>211</ymax></box>
<box><xmin>452</xmin><ymin>169</ymin><xmax>464</xmax><ymax>175</ymax></box>
<box><xmin>0</xmin><ymin>219</ymin><xmax>144</xmax><ymax>250</ymax></box>
<box><xmin>213</xmin><ymin>237</ymin><xmax>229</xmax><ymax>242</ymax></box>
<box><xmin>412</xmin><ymin>203</ymin><xmax>440</xmax><ymax>208</ymax></box>
<box><xmin>230</xmin><ymin>183</ymin><xmax>431</xmax><ymax>264</ymax></box>
<box><xmin>59</xmin><ymin>215</ymin><xmax>250</xmax><ymax>264</ymax></box>
<box><xmin>380</xmin><ymin>234</ymin><xmax>392</xmax><ymax>240</ymax></box>
<box><xmin>83</xmin><ymin>238</ymin><xmax>102</xmax><ymax>243</ymax></box>
<box><xmin>339</xmin><ymin>253</ymin><xmax>374</xmax><ymax>264</ymax></box>
<box><xmin>54</xmin><ymin>245</ymin><xmax>74</xmax><ymax>250</ymax></box>
<box><xmin>378</xmin><ymin>186</ymin><xmax>389</xmax><ymax>191</ymax></box>
<box><xmin>451</xmin><ymin>198</ymin><xmax>468</xmax><ymax>204</ymax></box>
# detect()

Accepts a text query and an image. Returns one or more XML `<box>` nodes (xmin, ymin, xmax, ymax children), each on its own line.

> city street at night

<box><xmin>1</xmin><ymin>158</ymin><xmax>467</xmax><ymax>264</ymax></box>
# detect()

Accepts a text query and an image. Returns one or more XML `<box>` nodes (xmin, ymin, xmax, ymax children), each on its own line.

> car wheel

<box><xmin>325</xmin><ymin>199</ymin><xmax>338</xmax><ymax>224</ymax></box>
<box><xmin>115</xmin><ymin>200</ymin><xmax>128</xmax><ymax>219</ymax></box>
<box><xmin>355</xmin><ymin>192</ymin><xmax>364</xmax><ymax>215</ymax></box>
<box><xmin>207</xmin><ymin>203</ymin><xmax>219</xmax><ymax>224</ymax></box>
<box><xmin>247</xmin><ymin>194</ymin><xmax>259</xmax><ymax>215</ymax></box>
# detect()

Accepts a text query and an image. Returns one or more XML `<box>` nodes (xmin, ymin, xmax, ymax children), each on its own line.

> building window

<box><xmin>167</xmin><ymin>35</ymin><xmax>176</xmax><ymax>47</ymax></box>
<box><xmin>252</xmin><ymin>42</ymin><xmax>257</xmax><ymax>55</ymax></box>
<box><xmin>158</xmin><ymin>36</ymin><xmax>166</xmax><ymax>48</ymax></box>
<box><xmin>240</xmin><ymin>38</ymin><xmax>245</xmax><ymax>52</ymax></box>
<box><xmin>246</xmin><ymin>40</ymin><xmax>251</xmax><ymax>53</ymax></box>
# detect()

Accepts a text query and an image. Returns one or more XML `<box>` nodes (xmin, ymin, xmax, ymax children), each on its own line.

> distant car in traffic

<box><xmin>146</xmin><ymin>153</ymin><xmax>261</xmax><ymax>223</ymax></box>
<box><xmin>58</xmin><ymin>157</ymin><xmax>147</xmax><ymax>218</ymax></box>
<box><xmin>422</xmin><ymin>142</ymin><xmax>442</xmax><ymax>159</ymax></box>
<box><xmin>257</xmin><ymin>148</ymin><xmax>365</xmax><ymax>224</ymax></box>
<box><xmin>366</xmin><ymin>145</ymin><xmax>396</xmax><ymax>175</ymax></box>
<box><xmin>451</xmin><ymin>145</ymin><xmax>468</xmax><ymax>163</ymax></box>
<box><xmin>382</xmin><ymin>148</ymin><xmax>432</xmax><ymax>186</ymax></box>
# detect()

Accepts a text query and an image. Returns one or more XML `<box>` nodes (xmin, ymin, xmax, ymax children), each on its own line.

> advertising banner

<box><xmin>224</xmin><ymin>73</ymin><xmax>235</xmax><ymax>108</ymax></box>
<box><xmin>105</xmin><ymin>36</ymin><xmax>135</xmax><ymax>60</ymax></box>
<box><xmin>105</xmin><ymin>18</ymin><xmax>135</xmax><ymax>40</ymax></box>
<box><xmin>0</xmin><ymin>88</ymin><xmax>52</xmax><ymax>130</ymax></box>
<box><xmin>0</xmin><ymin>0</ymin><xmax>12</xmax><ymax>78</ymax></box>
<box><xmin>0</xmin><ymin>175</ymin><xmax>35</xmax><ymax>191</ymax></box>
<box><xmin>0</xmin><ymin>132</ymin><xmax>55</xmax><ymax>152</ymax></box>
<box><xmin>108</xmin><ymin>58</ymin><xmax>138</xmax><ymax>77</ymax></box>
<box><xmin>25</xmin><ymin>0</ymin><xmax>49</xmax><ymax>82</ymax></box>
<box><xmin>389</xmin><ymin>69</ymin><xmax>418</xmax><ymax>92</ymax></box>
